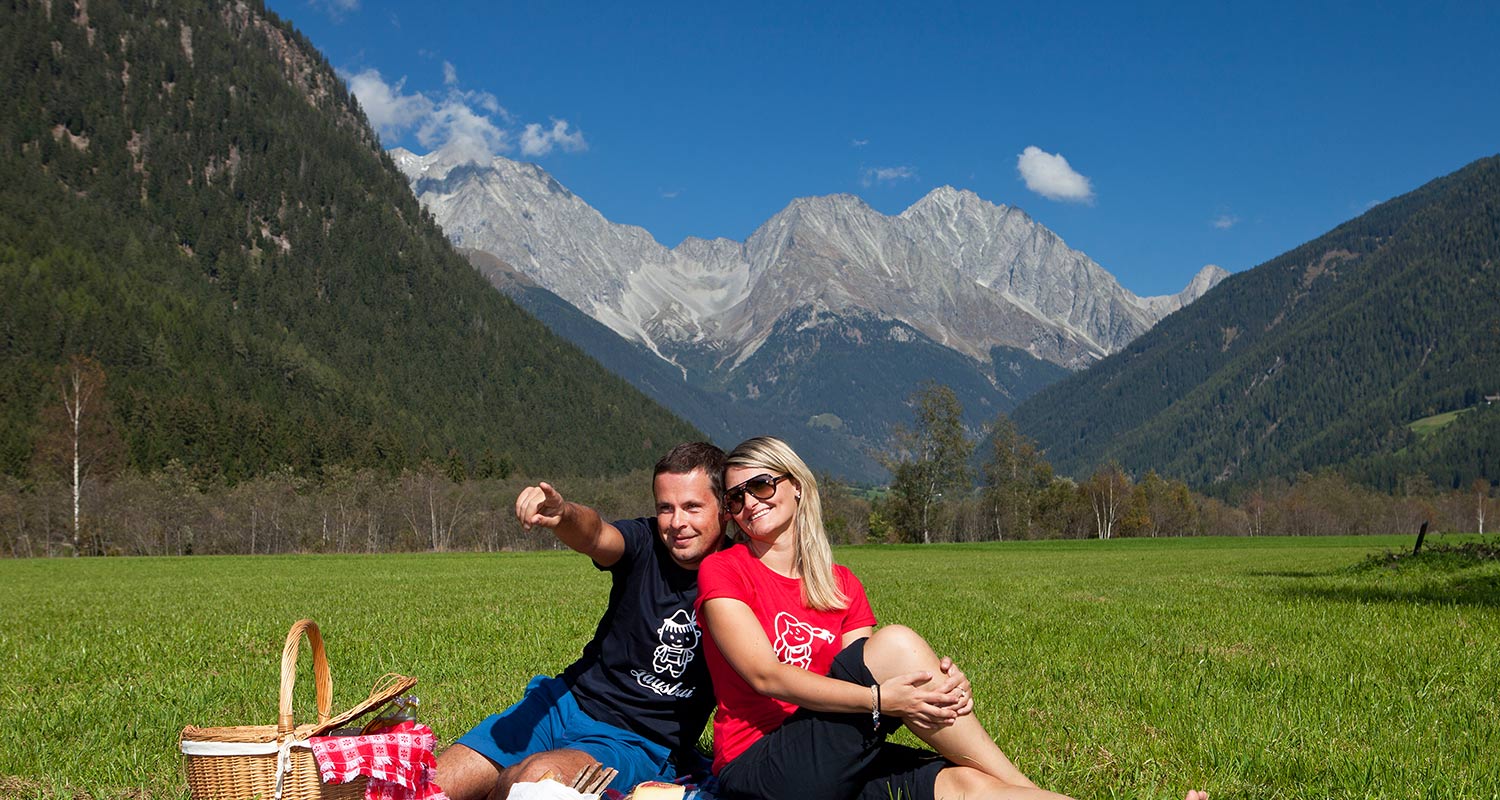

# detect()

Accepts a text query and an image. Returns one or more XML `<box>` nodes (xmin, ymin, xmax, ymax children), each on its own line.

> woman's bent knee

<box><xmin>868</xmin><ymin>624</ymin><xmax>934</xmax><ymax>659</ymax></box>
<box><xmin>935</xmin><ymin>765</ymin><xmax>1005</xmax><ymax>799</ymax></box>
<box><xmin>863</xmin><ymin>624</ymin><xmax>942</xmax><ymax>680</ymax></box>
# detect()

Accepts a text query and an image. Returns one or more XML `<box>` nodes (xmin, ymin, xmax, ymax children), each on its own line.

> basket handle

<box><xmin>278</xmin><ymin>619</ymin><xmax>333</xmax><ymax>735</ymax></box>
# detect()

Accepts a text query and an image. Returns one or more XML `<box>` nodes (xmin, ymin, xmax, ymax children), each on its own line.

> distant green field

<box><xmin>1407</xmin><ymin>407</ymin><xmax>1473</xmax><ymax>437</ymax></box>
<box><xmin>3</xmin><ymin>536</ymin><xmax>1498</xmax><ymax>799</ymax></box>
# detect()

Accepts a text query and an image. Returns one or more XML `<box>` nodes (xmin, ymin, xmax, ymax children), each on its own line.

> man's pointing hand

<box><xmin>516</xmin><ymin>481</ymin><xmax>567</xmax><ymax>531</ymax></box>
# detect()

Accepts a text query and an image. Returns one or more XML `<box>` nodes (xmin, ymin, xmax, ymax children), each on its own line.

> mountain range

<box><xmin>11</xmin><ymin>0</ymin><xmax>1486</xmax><ymax>493</ymax></box>
<box><xmin>394</xmin><ymin>145</ymin><xmax>1225</xmax><ymax>479</ymax></box>
<box><xmin>1012</xmin><ymin>154</ymin><xmax>1500</xmax><ymax>490</ymax></box>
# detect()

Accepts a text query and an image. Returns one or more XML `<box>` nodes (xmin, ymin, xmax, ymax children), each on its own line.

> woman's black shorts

<box><xmin>716</xmin><ymin>637</ymin><xmax>951</xmax><ymax>800</ymax></box>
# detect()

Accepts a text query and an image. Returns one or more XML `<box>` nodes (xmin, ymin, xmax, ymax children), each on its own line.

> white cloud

<box><xmin>344</xmin><ymin>69</ymin><xmax>432</xmax><ymax>138</ymax></box>
<box><xmin>852</xmin><ymin>138</ymin><xmax>870</xmax><ymax>147</ymax></box>
<box><xmin>1016</xmin><ymin>146</ymin><xmax>1095</xmax><ymax>203</ymax></box>
<box><xmin>311</xmin><ymin>0</ymin><xmax>359</xmax><ymax>19</ymax></box>
<box><xmin>861</xmin><ymin>165</ymin><xmax>916</xmax><ymax>187</ymax></box>
<box><xmin>472</xmin><ymin>90</ymin><xmax>507</xmax><ymax>119</ymax></box>
<box><xmin>520</xmin><ymin>119</ymin><xmax>588</xmax><ymax>157</ymax></box>
<box><xmin>660</xmin><ymin>189</ymin><xmax>681</xmax><ymax>199</ymax></box>
<box><xmin>419</xmin><ymin>98</ymin><xmax>510</xmax><ymax>162</ymax></box>
<box><xmin>344</xmin><ymin>66</ymin><xmax>580</xmax><ymax>164</ymax></box>
<box><xmin>1212</xmin><ymin>214</ymin><xmax>1239</xmax><ymax>230</ymax></box>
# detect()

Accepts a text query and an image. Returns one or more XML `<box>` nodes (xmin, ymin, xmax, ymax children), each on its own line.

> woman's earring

<box><xmin>796</xmin><ymin>492</ymin><xmax>803</xmax><ymax>501</ymax></box>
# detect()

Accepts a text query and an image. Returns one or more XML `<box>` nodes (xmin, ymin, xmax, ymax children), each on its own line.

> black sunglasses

<box><xmin>724</xmin><ymin>473</ymin><xmax>793</xmax><ymax>514</ymax></box>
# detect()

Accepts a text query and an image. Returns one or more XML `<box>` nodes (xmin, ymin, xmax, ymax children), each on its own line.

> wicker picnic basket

<box><xmin>179</xmin><ymin>619</ymin><xmax>417</xmax><ymax>800</ymax></box>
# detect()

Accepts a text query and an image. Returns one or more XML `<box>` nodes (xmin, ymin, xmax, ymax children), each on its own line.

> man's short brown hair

<box><xmin>654</xmin><ymin>442</ymin><xmax>727</xmax><ymax>505</ymax></box>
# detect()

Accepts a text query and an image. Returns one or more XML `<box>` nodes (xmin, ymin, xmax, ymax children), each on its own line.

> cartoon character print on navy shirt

<box><xmin>652</xmin><ymin>609</ymin><xmax>699</xmax><ymax>678</ymax></box>
<box><xmin>633</xmin><ymin>608</ymin><xmax>701</xmax><ymax>697</ymax></box>
<box><xmin>772</xmin><ymin>611</ymin><xmax>835</xmax><ymax>669</ymax></box>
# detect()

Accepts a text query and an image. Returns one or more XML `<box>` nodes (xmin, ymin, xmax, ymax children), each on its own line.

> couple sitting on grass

<box><xmin>435</xmin><ymin>438</ymin><xmax>1206</xmax><ymax>800</ymax></box>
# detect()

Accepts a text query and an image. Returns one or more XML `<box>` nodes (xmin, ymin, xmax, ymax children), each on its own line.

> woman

<box><xmin>695</xmin><ymin>437</ymin><xmax>1205</xmax><ymax>800</ymax></box>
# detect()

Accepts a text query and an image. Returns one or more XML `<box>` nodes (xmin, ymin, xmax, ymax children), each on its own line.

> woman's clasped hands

<box><xmin>878</xmin><ymin>655</ymin><xmax>975</xmax><ymax>727</ymax></box>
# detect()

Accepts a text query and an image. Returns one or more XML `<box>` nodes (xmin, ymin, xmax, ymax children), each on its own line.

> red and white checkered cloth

<box><xmin>310</xmin><ymin>721</ymin><xmax>449</xmax><ymax>800</ymax></box>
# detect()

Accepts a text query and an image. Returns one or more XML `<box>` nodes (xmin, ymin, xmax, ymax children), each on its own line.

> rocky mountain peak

<box><xmin>905</xmin><ymin>185</ymin><xmax>988</xmax><ymax>215</ymax></box>
<box><xmin>1186</xmin><ymin>264</ymin><xmax>1232</xmax><ymax>295</ymax></box>
<box><xmin>395</xmin><ymin>148</ymin><xmax>1225</xmax><ymax>371</ymax></box>
<box><xmin>1136</xmin><ymin>264</ymin><xmax>1232</xmax><ymax>317</ymax></box>
<box><xmin>772</xmin><ymin>193</ymin><xmax>876</xmax><ymax>226</ymax></box>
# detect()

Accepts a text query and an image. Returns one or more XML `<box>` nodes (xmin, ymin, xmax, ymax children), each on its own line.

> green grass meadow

<box><xmin>3</xmin><ymin>536</ymin><xmax>1498</xmax><ymax>799</ymax></box>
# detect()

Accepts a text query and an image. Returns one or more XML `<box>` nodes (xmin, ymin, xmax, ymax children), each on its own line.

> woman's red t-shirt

<box><xmin>694</xmin><ymin>543</ymin><xmax>877</xmax><ymax>773</ymax></box>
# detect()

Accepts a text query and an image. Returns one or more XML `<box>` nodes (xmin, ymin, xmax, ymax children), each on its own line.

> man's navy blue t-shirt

<box><xmin>559</xmin><ymin>518</ymin><xmax>714</xmax><ymax>755</ymax></box>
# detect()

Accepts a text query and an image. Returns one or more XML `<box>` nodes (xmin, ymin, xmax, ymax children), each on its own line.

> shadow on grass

<box><xmin>1278</xmin><ymin>576</ymin><xmax>1500</xmax><ymax>603</ymax></box>
<box><xmin>1276</xmin><ymin>577</ymin><xmax>1500</xmax><ymax>607</ymax></box>
<box><xmin>1262</xmin><ymin>544</ymin><xmax>1500</xmax><ymax>607</ymax></box>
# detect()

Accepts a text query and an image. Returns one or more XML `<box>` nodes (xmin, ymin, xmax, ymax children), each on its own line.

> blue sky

<box><xmin>268</xmin><ymin>0</ymin><xmax>1500</xmax><ymax>295</ymax></box>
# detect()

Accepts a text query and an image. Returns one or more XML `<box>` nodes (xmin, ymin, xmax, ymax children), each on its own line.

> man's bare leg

<box><xmin>494</xmin><ymin>749</ymin><xmax>600</xmax><ymax>799</ymax></box>
<box><xmin>433</xmin><ymin>744</ymin><xmax>501</xmax><ymax>800</ymax></box>
<box><xmin>435</xmin><ymin>745</ymin><xmax>600</xmax><ymax>800</ymax></box>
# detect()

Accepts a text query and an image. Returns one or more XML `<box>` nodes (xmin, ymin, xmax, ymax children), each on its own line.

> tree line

<box><xmin>5</xmin><ymin>377</ymin><xmax>1493</xmax><ymax>558</ymax></box>
<box><xmin>854</xmin><ymin>384</ymin><xmax>1494</xmax><ymax>545</ymax></box>
<box><xmin>0</xmin><ymin>463</ymin><xmax>655</xmax><ymax>558</ymax></box>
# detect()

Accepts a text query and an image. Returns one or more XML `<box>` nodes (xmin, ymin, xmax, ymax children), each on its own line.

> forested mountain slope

<box><xmin>1012</xmin><ymin>155</ymin><xmax>1500</xmax><ymax>489</ymax></box>
<box><xmin>0</xmin><ymin>0</ymin><xmax>699</xmax><ymax>481</ymax></box>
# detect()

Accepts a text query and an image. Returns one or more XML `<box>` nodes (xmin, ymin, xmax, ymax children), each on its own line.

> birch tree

<box><xmin>402</xmin><ymin>464</ymin><xmax>469</xmax><ymax>552</ymax></box>
<box><xmin>884</xmin><ymin>384</ymin><xmax>974</xmax><ymax>544</ymax></box>
<box><xmin>1085</xmin><ymin>462</ymin><xmax>1130</xmax><ymax>540</ymax></box>
<box><xmin>34</xmin><ymin>355</ymin><xmax>119</xmax><ymax>556</ymax></box>
<box><xmin>1474</xmin><ymin>479</ymin><xmax>1491</xmax><ymax>539</ymax></box>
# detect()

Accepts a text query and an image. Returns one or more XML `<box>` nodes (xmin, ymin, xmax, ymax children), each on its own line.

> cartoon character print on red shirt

<box><xmin>772</xmin><ymin>611</ymin><xmax>835</xmax><ymax>669</ymax></box>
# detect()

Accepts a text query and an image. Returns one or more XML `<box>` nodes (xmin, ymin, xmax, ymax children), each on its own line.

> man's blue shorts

<box><xmin>454</xmin><ymin>674</ymin><xmax>677</xmax><ymax>793</ymax></box>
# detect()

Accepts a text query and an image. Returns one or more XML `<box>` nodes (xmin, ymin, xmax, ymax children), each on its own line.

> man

<box><xmin>435</xmin><ymin>442</ymin><xmax>729</xmax><ymax>800</ymax></box>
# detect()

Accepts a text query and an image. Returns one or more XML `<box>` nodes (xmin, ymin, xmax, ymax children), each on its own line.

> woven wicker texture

<box><xmin>180</xmin><ymin>619</ymin><xmax>416</xmax><ymax>800</ymax></box>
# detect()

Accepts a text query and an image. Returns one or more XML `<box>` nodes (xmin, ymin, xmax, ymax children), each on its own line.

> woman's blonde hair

<box><xmin>726</xmin><ymin>436</ymin><xmax>848</xmax><ymax>611</ymax></box>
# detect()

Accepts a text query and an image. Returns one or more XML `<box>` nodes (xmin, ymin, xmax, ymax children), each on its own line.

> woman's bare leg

<box><xmin>934</xmin><ymin>767</ymin><xmax>1205</xmax><ymax>800</ymax></box>
<box><xmin>863</xmin><ymin>625</ymin><xmax>1073</xmax><ymax>798</ymax></box>
<box><xmin>934</xmin><ymin>765</ymin><xmax>1074</xmax><ymax>800</ymax></box>
<box><xmin>864</xmin><ymin>626</ymin><xmax>1206</xmax><ymax>800</ymax></box>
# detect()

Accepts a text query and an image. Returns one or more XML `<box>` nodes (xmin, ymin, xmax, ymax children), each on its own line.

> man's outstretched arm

<box><xmin>515</xmin><ymin>481</ymin><xmax>627</xmax><ymax>568</ymax></box>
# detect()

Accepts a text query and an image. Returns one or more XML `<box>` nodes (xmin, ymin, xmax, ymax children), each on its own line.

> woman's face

<box><xmin>725</xmin><ymin>465</ymin><xmax>798</xmax><ymax>544</ymax></box>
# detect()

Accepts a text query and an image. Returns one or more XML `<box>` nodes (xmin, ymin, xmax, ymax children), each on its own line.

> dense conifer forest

<box><xmin>0</xmin><ymin>0</ymin><xmax>700</xmax><ymax>484</ymax></box>
<box><xmin>1013</xmin><ymin>155</ymin><xmax>1500</xmax><ymax>491</ymax></box>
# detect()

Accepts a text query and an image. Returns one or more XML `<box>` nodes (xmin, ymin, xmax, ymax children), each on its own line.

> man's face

<box><xmin>653</xmin><ymin>468</ymin><xmax>727</xmax><ymax>569</ymax></box>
